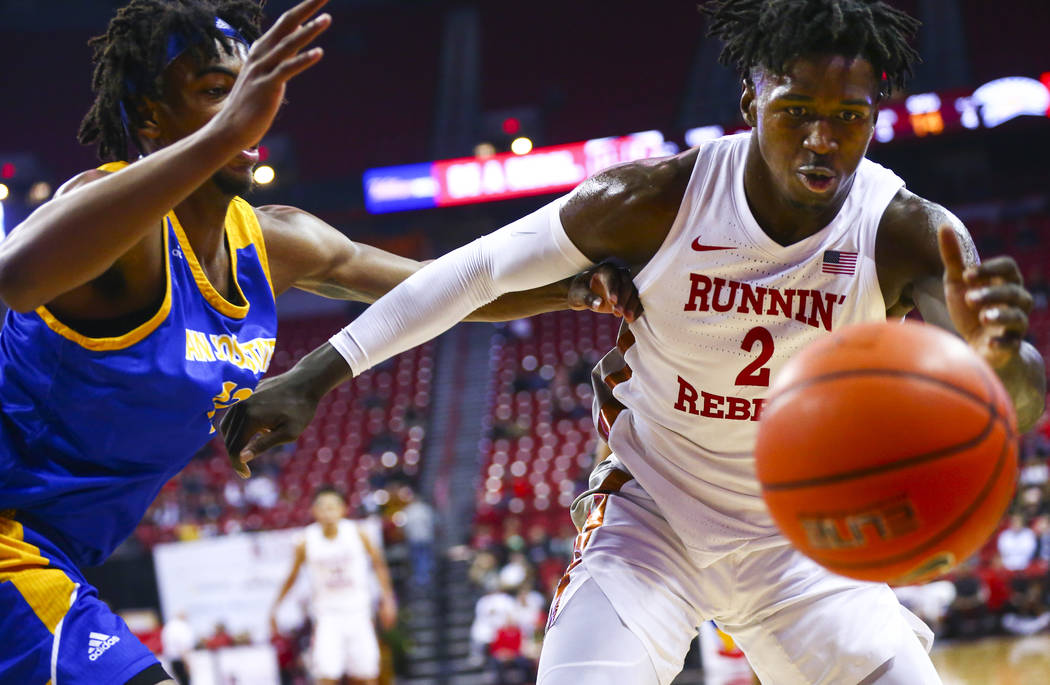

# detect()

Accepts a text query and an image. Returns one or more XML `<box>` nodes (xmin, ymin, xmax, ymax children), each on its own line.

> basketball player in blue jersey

<box><xmin>0</xmin><ymin>1</ymin><xmax>639</xmax><ymax>683</ymax></box>
<box><xmin>227</xmin><ymin>1</ymin><xmax>1046</xmax><ymax>684</ymax></box>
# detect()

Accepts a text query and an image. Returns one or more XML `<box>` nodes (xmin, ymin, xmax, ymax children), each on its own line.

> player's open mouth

<box><xmin>797</xmin><ymin>167</ymin><xmax>836</xmax><ymax>193</ymax></box>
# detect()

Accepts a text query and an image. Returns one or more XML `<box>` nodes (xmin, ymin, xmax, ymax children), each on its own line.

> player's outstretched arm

<box><xmin>269</xmin><ymin>540</ymin><xmax>307</xmax><ymax>636</ymax></box>
<box><xmin>359</xmin><ymin>530</ymin><xmax>398</xmax><ymax>630</ymax></box>
<box><xmin>0</xmin><ymin>0</ymin><xmax>330</xmax><ymax>312</ymax></box>
<box><xmin>221</xmin><ymin>154</ymin><xmax>692</xmax><ymax>473</ymax></box>
<box><xmin>257</xmin><ymin>204</ymin><xmax>642</xmax><ymax>322</ymax></box>
<box><xmin>879</xmin><ymin>193</ymin><xmax>1045</xmax><ymax>431</ymax></box>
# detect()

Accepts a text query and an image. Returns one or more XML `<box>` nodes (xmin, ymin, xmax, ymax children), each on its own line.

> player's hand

<box><xmin>939</xmin><ymin>225</ymin><xmax>1033</xmax><ymax>368</ymax></box>
<box><xmin>208</xmin><ymin>0</ymin><xmax>331</xmax><ymax>151</ymax></box>
<box><xmin>567</xmin><ymin>263</ymin><xmax>643</xmax><ymax>323</ymax></box>
<box><xmin>378</xmin><ymin>595</ymin><xmax>398</xmax><ymax>630</ymax></box>
<box><xmin>220</xmin><ymin>372</ymin><xmax>320</xmax><ymax>478</ymax></box>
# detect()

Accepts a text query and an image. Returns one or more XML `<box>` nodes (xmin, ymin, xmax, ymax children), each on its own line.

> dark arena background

<box><xmin>2</xmin><ymin>1</ymin><xmax>1050</xmax><ymax>683</ymax></box>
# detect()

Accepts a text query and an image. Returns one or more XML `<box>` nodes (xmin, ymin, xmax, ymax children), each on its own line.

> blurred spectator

<box><xmin>223</xmin><ymin>479</ymin><xmax>246</xmax><ymax>510</ymax></box>
<box><xmin>525</xmin><ymin>523</ymin><xmax>553</xmax><ymax>566</ymax></box>
<box><xmin>512</xmin><ymin>585</ymin><xmax>546</xmax><ymax>656</ymax></box>
<box><xmin>402</xmin><ymin>491</ymin><xmax>436</xmax><ymax>587</ymax></box>
<box><xmin>469</xmin><ymin>549</ymin><xmax>500</xmax><ymax>592</ymax></box>
<box><xmin>977</xmin><ymin>555</ymin><xmax>1013</xmax><ymax>617</ymax></box>
<box><xmin>502</xmin><ymin>518</ymin><xmax>525</xmax><ymax>556</ymax></box>
<box><xmin>245</xmin><ymin>472</ymin><xmax>279</xmax><ymax>508</ymax></box>
<box><xmin>203</xmin><ymin>622</ymin><xmax>235</xmax><ymax>650</ymax></box>
<box><xmin>470</xmin><ymin>583</ymin><xmax>517</xmax><ymax>665</ymax></box>
<box><xmin>161</xmin><ymin>610</ymin><xmax>194</xmax><ymax>685</ymax></box>
<box><xmin>893</xmin><ymin>581</ymin><xmax>956</xmax><ymax>637</ymax></box>
<box><xmin>487</xmin><ymin>613</ymin><xmax>534</xmax><ymax>684</ymax></box>
<box><xmin>1020</xmin><ymin>455</ymin><xmax>1050</xmax><ymax>488</ymax></box>
<box><xmin>1034</xmin><ymin>515</ymin><xmax>1050</xmax><ymax>564</ymax></box>
<box><xmin>998</xmin><ymin>514</ymin><xmax>1037</xmax><ymax>571</ymax></box>
<box><xmin>499</xmin><ymin>552</ymin><xmax>531</xmax><ymax>591</ymax></box>
<box><xmin>1002</xmin><ymin>577</ymin><xmax>1050</xmax><ymax>636</ymax></box>
<box><xmin>946</xmin><ymin>561</ymin><xmax>995</xmax><ymax>639</ymax></box>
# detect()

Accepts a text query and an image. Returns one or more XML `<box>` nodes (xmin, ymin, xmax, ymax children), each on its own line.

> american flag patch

<box><xmin>822</xmin><ymin>250</ymin><xmax>858</xmax><ymax>275</ymax></box>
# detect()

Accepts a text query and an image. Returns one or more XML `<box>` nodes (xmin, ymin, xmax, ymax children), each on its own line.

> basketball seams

<box><xmin>757</xmin><ymin>323</ymin><xmax>1019</xmax><ymax>585</ymax></box>
<box><xmin>760</xmin><ymin>375</ymin><xmax>1003</xmax><ymax>491</ymax></box>
<box><xmin>802</xmin><ymin>430</ymin><xmax>1014</xmax><ymax>574</ymax></box>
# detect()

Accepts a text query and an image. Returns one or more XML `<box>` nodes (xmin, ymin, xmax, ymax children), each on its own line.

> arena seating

<box><xmin>136</xmin><ymin>316</ymin><xmax>435</xmax><ymax>545</ymax></box>
<box><xmin>473</xmin><ymin>311</ymin><xmax>619</xmax><ymax>532</ymax></box>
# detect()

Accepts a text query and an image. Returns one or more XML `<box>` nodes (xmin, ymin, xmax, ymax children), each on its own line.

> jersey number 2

<box><xmin>735</xmin><ymin>327</ymin><xmax>773</xmax><ymax>387</ymax></box>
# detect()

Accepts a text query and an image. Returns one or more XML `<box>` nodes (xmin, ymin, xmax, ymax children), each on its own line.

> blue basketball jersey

<box><xmin>0</xmin><ymin>161</ymin><xmax>278</xmax><ymax>567</ymax></box>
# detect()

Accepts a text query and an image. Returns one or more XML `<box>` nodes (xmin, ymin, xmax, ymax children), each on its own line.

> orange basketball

<box><xmin>755</xmin><ymin>321</ymin><xmax>1018</xmax><ymax>585</ymax></box>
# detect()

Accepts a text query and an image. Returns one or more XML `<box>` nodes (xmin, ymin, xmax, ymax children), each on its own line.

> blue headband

<box><xmin>120</xmin><ymin>17</ymin><xmax>251</xmax><ymax>148</ymax></box>
<box><xmin>165</xmin><ymin>16</ymin><xmax>250</xmax><ymax>65</ymax></box>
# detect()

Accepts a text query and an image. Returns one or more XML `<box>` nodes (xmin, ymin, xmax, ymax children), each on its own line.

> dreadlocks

<box><xmin>700</xmin><ymin>0</ymin><xmax>920</xmax><ymax>96</ymax></box>
<box><xmin>78</xmin><ymin>0</ymin><xmax>265</xmax><ymax>162</ymax></box>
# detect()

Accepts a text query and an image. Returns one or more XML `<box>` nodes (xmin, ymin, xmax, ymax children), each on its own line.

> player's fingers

<box><xmin>269</xmin><ymin>0</ymin><xmax>330</xmax><ymax>39</ymax></box>
<box><xmin>585</xmin><ymin>267</ymin><xmax>616</xmax><ymax>306</ymax></box>
<box><xmin>241</xmin><ymin>426</ymin><xmax>293</xmax><ymax>464</ymax></box>
<box><xmin>622</xmin><ymin>290</ymin><xmax>643</xmax><ymax>323</ymax></box>
<box><xmin>566</xmin><ymin>272</ymin><xmax>602</xmax><ymax>310</ymax></box>
<box><xmin>937</xmin><ymin>225</ymin><xmax>966</xmax><ymax>283</ymax></box>
<box><xmin>966</xmin><ymin>284</ymin><xmax>1034</xmax><ymax>313</ymax></box>
<box><xmin>221</xmin><ymin>404</ymin><xmax>247</xmax><ymax>457</ymax></box>
<box><xmin>963</xmin><ymin>256</ymin><xmax>1023</xmax><ymax>286</ymax></box>
<box><xmin>259</xmin><ymin>12</ymin><xmax>330</xmax><ymax>71</ymax></box>
<box><xmin>615</xmin><ymin>273</ymin><xmax>636</xmax><ymax>317</ymax></box>
<box><xmin>979</xmin><ymin>306</ymin><xmax>1029</xmax><ymax>336</ymax></box>
<box><xmin>270</xmin><ymin>46</ymin><xmax>325</xmax><ymax>82</ymax></box>
<box><xmin>978</xmin><ymin>306</ymin><xmax>1029</xmax><ymax>338</ymax></box>
<box><xmin>251</xmin><ymin>0</ymin><xmax>328</xmax><ymax>57</ymax></box>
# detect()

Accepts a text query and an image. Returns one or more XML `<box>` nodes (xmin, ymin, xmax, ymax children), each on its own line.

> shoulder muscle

<box><xmin>561</xmin><ymin>148</ymin><xmax>697</xmax><ymax>267</ymax></box>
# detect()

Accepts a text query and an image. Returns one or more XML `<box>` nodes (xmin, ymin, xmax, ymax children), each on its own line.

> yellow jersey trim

<box><xmin>34</xmin><ymin>228</ymin><xmax>174</xmax><ymax>351</ymax></box>
<box><xmin>168</xmin><ymin>210</ymin><xmax>251</xmax><ymax>319</ymax></box>
<box><xmin>0</xmin><ymin>516</ymin><xmax>76</xmax><ymax>634</ymax></box>
<box><xmin>99</xmin><ymin>162</ymin><xmax>272</xmax><ymax>299</ymax></box>
<box><xmin>34</xmin><ymin>160</ymin><xmax>174</xmax><ymax>351</ymax></box>
<box><xmin>227</xmin><ymin>197</ymin><xmax>275</xmax><ymax>298</ymax></box>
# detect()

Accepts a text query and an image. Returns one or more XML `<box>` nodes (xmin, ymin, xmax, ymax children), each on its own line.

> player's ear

<box><xmin>740</xmin><ymin>78</ymin><xmax>758</xmax><ymax>128</ymax></box>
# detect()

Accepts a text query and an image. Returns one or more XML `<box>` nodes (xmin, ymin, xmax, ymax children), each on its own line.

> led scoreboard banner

<box><xmin>363</xmin><ymin>130</ymin><xmax>675</xmax><ymax>214</ymax></box>
<box><xmin>364</xmin><ymin>74</ymin><xmax>1050</xmax><ymax>214</ymax></box>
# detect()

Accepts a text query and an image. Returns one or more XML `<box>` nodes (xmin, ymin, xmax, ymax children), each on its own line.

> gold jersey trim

<box><xmin>34</xmin><ymin>228</ymin><xmax>174</xmax><ymax>352</ymax></box>
<box><xmin>0</xmin><ymin>515</ymin><xmax>76</xmax><ymax>634</ymax></box>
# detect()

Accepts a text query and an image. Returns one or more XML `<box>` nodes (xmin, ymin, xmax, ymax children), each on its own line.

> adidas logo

<box><xmin>88</xmin><ymin>632</ymin><xmax>120</xmax><ymax>661</ymax></box>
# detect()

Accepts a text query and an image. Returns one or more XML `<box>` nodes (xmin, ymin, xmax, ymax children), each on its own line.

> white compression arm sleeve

<box><xmin>329</xmin><ymin>198</ymin><xmax>594</xmax><ymax>376</ymax></box>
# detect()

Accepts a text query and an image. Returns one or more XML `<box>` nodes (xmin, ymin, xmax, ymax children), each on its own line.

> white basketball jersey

<box><xmin>304</xmin><ymin>520</ymin><xmax>373</xmax><ymax>617</ymax></box>
<box><xmin>594</xmin><ymin>133</ymin><xmax>905</xmax><ymax>560</ymax></box>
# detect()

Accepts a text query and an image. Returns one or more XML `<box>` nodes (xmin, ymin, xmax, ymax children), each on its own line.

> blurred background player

<box><xmin>270</xmin><ymin>486</ymin><xmax>396</xmax><ymax>685</ymax></box>
<box><xmin>223</xmin><ymin>1</ymin><xmax>1045</xmax><ymax>684</ymax></box>
<box><xmin>160</xmin><ymin>610</ymin><xmax>195</xmax><ymax>685</ymax></box>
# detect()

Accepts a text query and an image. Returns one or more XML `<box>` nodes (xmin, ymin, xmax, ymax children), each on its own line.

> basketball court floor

<box><xmin>932</xmin><ymin>634</ymin><xmax>1050</xmax><ymax>685</ymax></box>
<box><xmin>663</xmin><ymin>635</ymin><xmax>1050</xmax><ymax>685</ymax></box>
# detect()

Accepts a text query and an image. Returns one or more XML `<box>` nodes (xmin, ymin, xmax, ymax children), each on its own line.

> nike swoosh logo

<box><xmin>691</xmin><ymin>237</ymin><xmax>734</xmax><ymax>251</ymax></box>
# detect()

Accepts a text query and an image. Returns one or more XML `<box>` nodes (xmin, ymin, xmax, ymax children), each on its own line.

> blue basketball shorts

<box><xmin>0</xmin><ymin>513</ymin><xmax>164</xmax><ymax>684</ymax></box>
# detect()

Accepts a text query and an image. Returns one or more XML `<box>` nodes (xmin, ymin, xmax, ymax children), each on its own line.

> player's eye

<box><xmin>204</xmin><ymin>87</ymin><xmax>230</xmax><ymax>98</ymax></box>
<box><xmin>840</xmin><ymin>111</ymin><xmax>862</xmax><ymax>122</ymax></box>
<box><xmin>785</xmin><ymin>106</ymin><xmax>806</xmax><ymax>117</ymax></box>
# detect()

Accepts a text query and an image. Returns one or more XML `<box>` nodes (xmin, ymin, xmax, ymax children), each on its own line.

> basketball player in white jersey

<box><xmin>225</xmin><ymin>1</ymin><xmax>1046</xmax><ymax>682</ymax></box>
<box><xmin>271</xmin><ymin>487</ymin><xmax>396</xmax><ymax>685</ymax></box>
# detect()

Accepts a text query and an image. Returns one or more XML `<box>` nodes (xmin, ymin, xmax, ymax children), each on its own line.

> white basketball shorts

<box><xmin>547</xmin><ymin>470</ymin><xmax>935</xmax><ymax>685</ymax></box>
<box><xmin>311</xmin><ymin>612</ymin><xmax>380</xmax><ymax>680</ymax></box>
